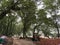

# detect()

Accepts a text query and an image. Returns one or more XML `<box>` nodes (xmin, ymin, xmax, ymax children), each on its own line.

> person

<box><xmin>0</xmin><ymin>35</ymin><xmax>5</xmax><ymax>45</ymax></box>
<box><xmin>0</xmin><ymin>35</ymin><xmax>7</xmax><ymax>45</ymax></box>
<box><xmin>32</xmin><ymin>33</ymin><xmax>40</xmax><ymax>41</ymax></box>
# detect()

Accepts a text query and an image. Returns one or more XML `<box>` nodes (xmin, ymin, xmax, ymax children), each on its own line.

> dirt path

<box><xmin>13</xmin><ymin>38</ymin><xmax>36</xmax><ymax>45</ymax></box>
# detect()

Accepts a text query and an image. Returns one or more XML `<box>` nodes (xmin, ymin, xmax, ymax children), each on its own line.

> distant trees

<box><xmin>42</xmin><ymin>0</ymin><xmax>60</xmax><ymax>38</ymax></box>
<box><xmin>0</xmin><ymin>0</ymin><xmax>60</xmax><ymax>38</ymax></box>
<box><xmin>32</xmin><ymin>0</ymin><xmax>60</xmax><ymax>38</ymax></box>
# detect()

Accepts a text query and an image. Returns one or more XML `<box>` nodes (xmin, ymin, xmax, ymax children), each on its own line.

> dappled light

<box><xmin>0</xmin><ymin>0</ymin><xmax>60</xmax><ymax>45</ymax></box>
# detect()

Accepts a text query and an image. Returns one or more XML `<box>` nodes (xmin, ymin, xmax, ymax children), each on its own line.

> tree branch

<box><xmin>0</xmin><ymin>0</ymin><xmax>21</xmax><ymax>19</ymax></box>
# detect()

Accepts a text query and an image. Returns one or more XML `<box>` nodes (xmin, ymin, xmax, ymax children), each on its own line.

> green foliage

<box><xmin>0</xmin><ymin>0</ymin><xmax>59</xmax><ymax>38</ymax></box>
<box><xmin>16</xmin><ymin>0</ymin><xmax>37</xmax><ymax>37</ymax></box>
<box><xmin>0</xmin><ymin>0</ymin><xmax>37</xmax><ymax>37</ymax></box>
<box><xmin>0</xmin><ymin>13</ymin><xmax>17</xmax><ymax>36</ymax></box>
<box><xmin>37</xmin><ymin>9</ymin><xmax>47</xmax><ymax>20</ymax></box>
<box><xmin>42</xmin><ymin>0</ymin><xmax>60</xmax><ymax>38</ymax></box>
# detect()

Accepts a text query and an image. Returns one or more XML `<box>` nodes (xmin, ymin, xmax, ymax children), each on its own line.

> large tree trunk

<box><xmin>56</xmin><ymin>22</ymin><xmax>59</xmax><ymax>38</ymax></box>
<box><xmin>23</xmin><ymin>22</ymin><xmax>27</xmax><ymax>38</ymax></box>
<box><xmin>9</xmin><ymin>20</ymin><xmax>13</xmax><ymax>37</ymax></box>
<box><xmin>23</xmin><ymin>28</ymin><xmax>26</xmax><ymax>38</ymax></box>
<box><xmin>6</xmin><ymin>18</ymin><xmax>10</xmax><ymax>36</ymax></box>
<box><xmin>33</xmin><ymin>26</ymin><xmax>36</xmax><ymax>38</ymax></box>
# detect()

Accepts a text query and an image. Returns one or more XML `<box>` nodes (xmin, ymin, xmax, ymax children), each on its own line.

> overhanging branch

<box><xmin>0</xmin><ymin>0</ymin><xmax>21</xmax><ymax>19</ymax></box>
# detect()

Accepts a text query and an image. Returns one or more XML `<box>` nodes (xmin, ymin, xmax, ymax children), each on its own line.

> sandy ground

<box><xmin>13</xmin><ymin>38</ymin><xmax>36</xmax><ymax>45</ymax></box>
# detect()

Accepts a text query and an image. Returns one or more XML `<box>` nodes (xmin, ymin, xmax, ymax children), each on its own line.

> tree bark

<box><xmin>56</xmin><ymin>22</ymin><xmax>59</xmax><ymax>38</ymax></box>
<box><xmin>23</xmin><ymin>22</ymin><xmax>27</xmax><ymax>38</ymax></box>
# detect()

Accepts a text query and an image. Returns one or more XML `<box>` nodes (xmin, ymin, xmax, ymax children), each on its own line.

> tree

<box><xmin>32</xmin><ymin>8</ymin><xmax>55</xmax><ymax>37</ymax></box>
<box><xmin>0</xmin><ymin>0</ymin><xmax>37</xmax><ymax>37</ymax></box>
<box><xmin>42</xmin><ymin>0</ymin><xmax>60</xmax><ymax>38</ymax></box>
<box><xmin>17</xmin><ymin>0</ymin><xmax>36</xmax><ymax>38</ymax></box>
<box><xmin>0</xmin><ymin>13</ymin><xmax>17</xmax><ymax>36</ymax></box>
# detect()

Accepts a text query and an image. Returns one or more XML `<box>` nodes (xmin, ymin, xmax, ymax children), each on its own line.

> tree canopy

<box><xmin>0</xmin><ymin>0</ymin><xmax>60</xmax><ymax>38</ymax></box>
